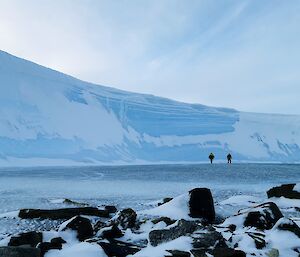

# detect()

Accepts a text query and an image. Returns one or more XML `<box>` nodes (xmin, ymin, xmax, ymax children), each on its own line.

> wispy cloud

<box><xmin>0</xmin><ymin>0</ymin><xmax>299</xmax><ymax>114</ymax></box>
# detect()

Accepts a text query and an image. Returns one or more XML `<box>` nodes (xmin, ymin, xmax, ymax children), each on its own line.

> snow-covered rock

<box><xmin>1</xmin><ymin>50</ymin><xmax>300</xmax><ymax>165</ymax></box>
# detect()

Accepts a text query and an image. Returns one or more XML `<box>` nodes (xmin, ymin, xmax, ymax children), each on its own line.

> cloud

<box><xmin>0</xmin><ymin>0</ymin><xmax>300</xmax><ymax>114</ymax></box>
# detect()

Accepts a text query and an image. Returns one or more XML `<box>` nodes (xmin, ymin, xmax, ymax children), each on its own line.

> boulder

<box><xmin>149</xmin><ymin>219</ymin><xmax>201</xmax><ymax>246</ymax></box>
<box><xmin>158</xmin><ymin>198</ymin><xmax>173</xmax><ymax>206</ymax></box>
<box><xmin>94</xmin><ymin>220</ymin><xmax>107</xmax><ymax>233</ymax></box>
<box><xmin>189</xmin><ymin>188</ymin><xmax>215</xmax><ymax>223</ymax></box>
<box><xmin>0</xmin><ymin>247</ymin><xmax>41</xmax><ymax>257</ymax></box>
<box><xmin>37</xmin><ymin>237</ymin><xmax>66</xmax><ymax>256</ymax></box>
<box><xmin>267</xmin><ymin>183</ymin><xmax>300</xmax><ymax>199</ymax></box>
<box><xmin>114</xmin><ymin>208</ymin><xmax>137</xmax><ymax>229</ymax></box>
<box><xmin>152</xmin><ymin>217</ymin><xmax>177</xmax><ymax>226</ymax></box>
<box><xmin>19</xmin><ymin>207</ymin><xmax>109</xmax><ymax>220</ymax></box>
<box><xmin>245</xmin><ymin>232</ymin><xmax>266</xmax><ymax>249</ymax></box>
<box><xmin>8</xmin><ymin>231</ymin><xmax>42</xmax><ymax>247</ymax></box>
<box><xmin>274</xmin><ymin>218</ymin><xmax>300</xmax><ymax>237</ymax></box>
<box><xmin>190</xmin><ymin>249</ymin><xmax>208</xmax><ymax>257</ymax></box>
<box><xmin>60</xmin><ymin>215</ymin><xmax>93</xmax><ymax>241</ymax></box>
<box><xmin>98</xmin><ymin>239</ymin><xmax>141</xmax><ymax>257</ymax></box>
<box><xmin>105</xmin><ymin>205</ymin><xmax>117</xmax><ymax>214</ymax></box>
<box><xmin>101</xmin><ymin>225</ymin><xmax>123</xmax><ymax>239</ymax></box>
<box><xmin>192</xmin><ymin>226</ymin><xmax>226</xmax><ymax>249</ymax></box>
<box><xmin>243</xmin><ymin>202</ymin><xmax>283</xmax><ymax>230</ymax></box>
<box><xmin>50</xmin><ymin>237</ymin><xmax>66</xmax><ymax>245</ymax></box>
<box><xmin>37</xmin><ymin>241</ymin><xmax>62</xmax><ymax>257</ymax></box>
<box><xmin>212</xmin><ymin>247</ymin><xmax>246</xmax><ymax>257</ymax></box>
<box><xmin>166</xmin><ymin>250</ymin><xmax>191</xmax><ymax>257</ymax></box>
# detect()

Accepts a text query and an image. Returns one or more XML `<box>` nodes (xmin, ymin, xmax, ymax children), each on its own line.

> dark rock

<box><xmin>94</xmin><ymin>220</ymin><xmax>107</xmax><ymax>233</ymax></box>
<box><xmin>189</xmin><ymin>188</ymin><xmax>215</xmax><ymax>223</ymax></box>
<box><xmin>114</xmin><ymin>208</ymin><xmax>137</xmax><ymax>229</ymax></box>
<box><xmin>101</xmin><ymin>225</ymin><xmax>123</xmax><ymax>239</ymax></box>
<box><xmin>246</xmin><ymin>232</ymin><xmax>266</xmax><ymax>249</ymax></box>
<box><xmin>8</xmin><ymin>231</ymin><xmax>42</xmax><ymax>247</ymax></box>
<box><xmin>19</xmin><ymin>207</ymin><xmax>109</xmax><ymax>220</ymax></box>
<box><xmin>192</xmin><ymin>226</ymin><xmax>226</xmax><ymax>249</ymax></box>
<box><xmin>105</xmin><ymin>205</ymin><xmax>117</xmax><ymax>214</ymax></box>
<box><xmin>149</xmin><ymin>219</ymin><xmax>201</xmax><ymax>246</ymax></box>
<box><xmin>212</xmin><ymin>247</ymin><xmax>246</xmax><ymax>257</ymax></box>
<box><xmin>166</xmin><ymin>250</ymin><xmax>191</xmax><ymax>257</ymax></box>
<box><xmin>275</xmin><ymin>218</ymin><xmax>300</xmax><ymax>237</ymax></box>
<box><xmin>61</xmin><ymin>215</ymin><xmax>93</xmax><ymax>241</ymax></box>
<box><xmin>267</xmin><ymin>184</ymin><xmax>300</xmax><ymax>199</ymax></box>
<box><xmin>191</xmin><ymin>249</ymin><xmax>208</xmax><ymax>257</ymax></box>
<box><xmin>63</xmin><ymin>199</ymin><xmax>89</xmax><ymax>206</ymax></box>
<box><xmin>0</xmin><ymin>247</ymin><xmax>41</xmax><ymax>257</ymax></box>
<box><xmin>158</xmin><ymin>198</ymin><xmax>173</xmax><ymax>206</ymax></box>
<box><xmin>50</xmin><ymin>237</ymin><xmax>66</xmax><ymax>245</ymax></box>
<box><xmin>98</xmin><ymin>239</ymin><xmax>141</xmax><ymax>257</ymax></box>
<box><xmin>152</xmin><ymin>217</ymin><xmax>177</xmax><ymax>226</ymax></box>
<box><xmin>228</xmin><ymin>224</ymin><xmax>236</xmax><ymax>232</ymax></box>
<box><xmin>37</xmin><ymin>241</ymin><xmax>62</xmax><ymax>257</ymax></box>
<box><xmin>243</xmin><ymin>202</ymin><xmax>283</xmax><ymax>230</ymax></box>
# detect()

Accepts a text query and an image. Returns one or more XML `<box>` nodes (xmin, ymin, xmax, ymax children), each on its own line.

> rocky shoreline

<box><xmin>0</xmin><ymin>184</ymin><xmax>300</xmax><ymax>257</ymax></box>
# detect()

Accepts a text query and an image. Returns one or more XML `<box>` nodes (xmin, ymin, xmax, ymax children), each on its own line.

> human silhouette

<box><xmin>209</xmin><ymin>153</ymin><xmax>215</xmax><ymax>164</ymax></box>
<box><xmin>227</xmin><ymin>153</ymin><xmax>232</xmax><ymax>164</ymax></box>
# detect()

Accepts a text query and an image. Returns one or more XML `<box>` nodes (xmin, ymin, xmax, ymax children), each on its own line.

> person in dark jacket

<box><xmin>209</xmin><ymin>153</ymin><xmax>215</xmax><ymax>164</ymax></box>
<box><xmin>227</xmin><ymin>153</ymin><xmax>232</xmax><ymax>164</ymax></box>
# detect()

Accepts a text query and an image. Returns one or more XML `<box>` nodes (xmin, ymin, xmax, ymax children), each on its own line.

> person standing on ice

<box><xmin>227</xmin><ymin>153</ymin><xmax>232</xmax><ymax>164</ymax></box>
<box><xmin>208</xmin><ymin>153</ymin><xmax>215</xmax><ymax>164</ymax></box>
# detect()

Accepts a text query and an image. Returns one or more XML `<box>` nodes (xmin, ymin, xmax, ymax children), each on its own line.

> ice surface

<box><xmin>0</xmin><ymin>164</ymin><xmax>299</xmax><ymax>239</ymax></box>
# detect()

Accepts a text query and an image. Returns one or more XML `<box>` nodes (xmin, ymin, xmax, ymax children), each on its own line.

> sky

<box><xmin>0</xmin><ymin>0</ymin><xmax>300</xmax><ymax>115</ymax></box>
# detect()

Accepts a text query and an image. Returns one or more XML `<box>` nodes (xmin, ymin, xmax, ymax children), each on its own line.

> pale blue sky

<box><xmin>0</xmin><ymin>0</ymin><xmax>300</xmax><ymax>114</ymax></box>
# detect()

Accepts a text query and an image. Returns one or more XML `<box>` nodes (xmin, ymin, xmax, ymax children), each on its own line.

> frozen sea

<box><xmin>0</xmin><ymin>163</ymin><xmax>300</xmax><ymax>238</ymax></box>
<box><xmin>0</xmin><ymin>163</ymin><xmax>299</xmax><ymax>213</ymax></box>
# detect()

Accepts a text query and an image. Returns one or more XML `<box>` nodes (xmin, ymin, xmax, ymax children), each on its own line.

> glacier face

<box><xmin>0</xmin><ymin>50</ymin><xmax>300</xmax><ymax>166</ymax></box>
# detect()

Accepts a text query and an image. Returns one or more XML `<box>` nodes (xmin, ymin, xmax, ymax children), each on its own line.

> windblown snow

<box><xmin>0</xmin><ymin>50</ymin><xmax>300</xmax><ymax>165</ymax></box>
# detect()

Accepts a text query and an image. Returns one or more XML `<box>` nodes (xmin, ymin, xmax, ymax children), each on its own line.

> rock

<box><xmin>158</xmin><ymin>198</ymin><xmax>173</xmax><ymax>206</ymax></box>
<box><xmin>188</xmin><ymin>188</ymin><xmax>215</xmax><ymax>223</ymax></box>
<box><xmin>212</xmin><ymin>247</ymin><xmax>246</xmax><ymax>257</ymax></box>
<box><xmin>63</xmin><ymin>199</ymin><xmax>89</xmax><ymax>206</ymax></box>
<box><xmin>0</xmin><ymin>247</ymin><xmax>41</xmax><ymax>257</ymax></box>
<box><xmin>190</xmin><ymin>249</ymin><xmax>208</xmax><ymax>257</ymax></box>
<box><xmin>50</xmin><ymin>237</ymin><xmax>66</xmax><ymax>245</ymax></box>
<box><xmin>105</xmin><ymin>205</ymin><xmax>117</xmax><ymax>214</ymax></box>
<box><xmin>246</xmin><ymin>231</ymin><xmax>266</xmax><ymax>249</ymax></box>
<box><xmin>37</xmin><ymin>236</ymin><xmax>66</xmax><ymax>256</ymax></box>
<box><xmin>8</xmin><ymin>231</ymin><xmax>42</xmax><ymax>247</ymax></box>
<box><xmin>267</xmin><ymin>183</ymin><xmax>300</xmax><ymax>199</ymax></box>
<box><xmin>101</xmin><ymin>225</ymin><xmax>123</xmax><ymax>239</ymax></box>
<box><xmin>94</xmin><ymin>220</ymin><xmax>107</xmax><ymax>233</ymax></box>
<box><xmin>37</xmin><ymin>241</ymin><xmax>62</xmax><ymax>257</ymax></box>
<box><xmin>60</xmin><ymin>215</ymin><xmax>93</xmax><ymax>241</ymax></box>
<box><xmin>149</xmin><ymin>219</ymin><xmax>201</xmax><ymax>246</ymax></box>
<box><xmin>114</xmin><ymin>208</ymin><xmax>137</xmax><ymax>229</ymax></box>
<box><xmin>192</xmin><ymin>226</ymin><xmax>226</xmax><ymax>249</ymax></box>
<box><xmin>243</xmin><ymin>202</ymin><xmax>283</xmax><ymax>230</ymax></box>
<box><xmin>19</xmin><ymin>207</ymin><xmax>109</xmax><ymax>220</ymax></box>
<box><xmin>228</xmin><ymin>224</ymin><xmax>236</xmax><ymax>232</ymax></box>
<box><xmin>266</xmin><ymin>248</ymin><xmax>279</xmax><ymax>257</ymax></box>
<box><xmin>152</xmin><ymin>217</ymin><xmax>176</xmax><ymax>226</ymax></box>
<box><xmin>98</xmin><ymin>239</ymin><xmax>141</xmax><ymax>257</ymax></box>
<box><xmin>275</xmin><ymin>218</ymin><xmax>300</xmax><ymax>237</ymax></box>
<box><xmin>166</xmin><ymin>250</ymin><xmax>191</xmax><ymax>257</ymax></box>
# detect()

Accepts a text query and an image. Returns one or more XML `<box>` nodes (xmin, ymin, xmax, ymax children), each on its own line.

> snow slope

<box><xmin>0</xmin><ymin>50</ymin><xmax>300</xmax><ymax>165</ymax></box>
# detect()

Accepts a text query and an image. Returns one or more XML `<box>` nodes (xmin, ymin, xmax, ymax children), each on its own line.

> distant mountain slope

<box><xmin>0</xmin><ymin>50</ymin><xmax>299</xmax><ymax>166</ymax></box>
